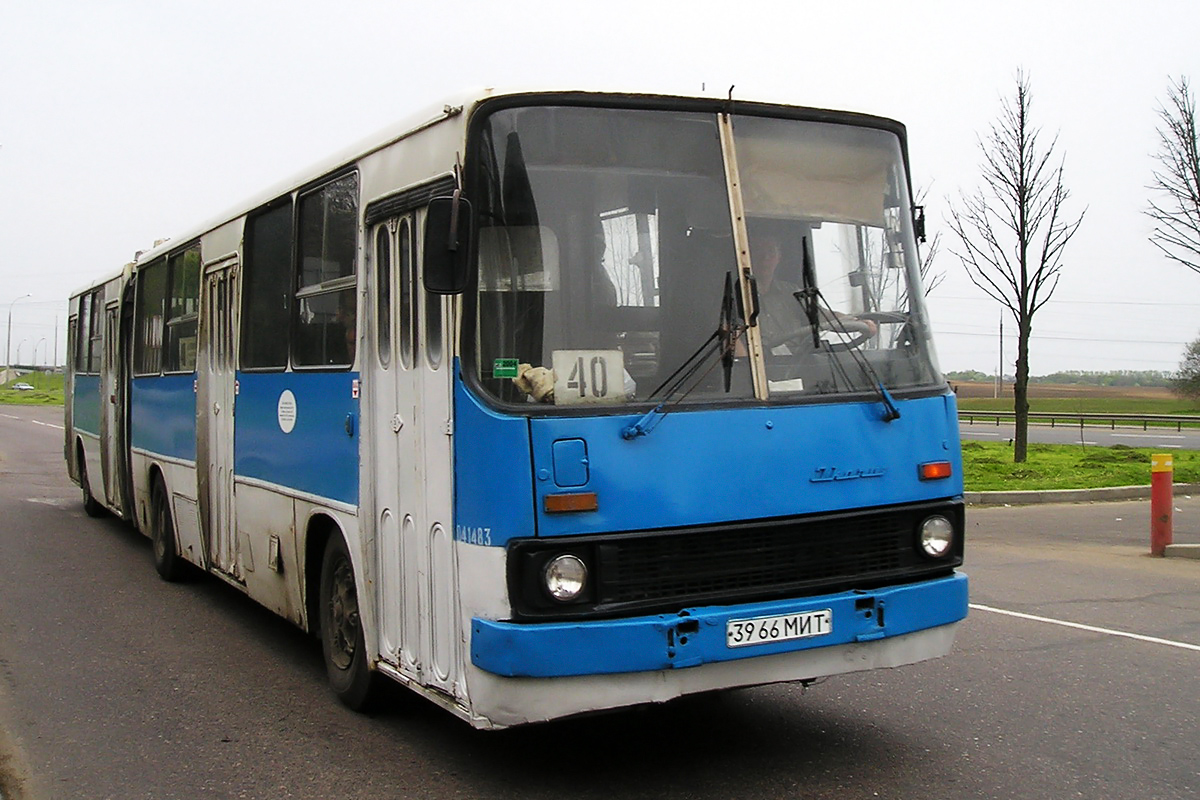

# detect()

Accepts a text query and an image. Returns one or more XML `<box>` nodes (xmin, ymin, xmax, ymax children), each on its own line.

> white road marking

<box><xmin>1111</xmin><ymin>433</ymin><xmax>1186</xmax><ymax>440</ymax></box>
<box><xmin>1</xmin><ymin>413</ymin><xmax>63</xmax><ymax>430</ymax></box>
<box><xmin>971</xmin><ymin>603</ymin><xmax>1200</xmax><ymax>653</ymax></box>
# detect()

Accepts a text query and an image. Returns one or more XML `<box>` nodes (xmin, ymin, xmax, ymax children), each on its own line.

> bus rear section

<box><xmin>434</xmin><ymin>96</ymin><xmax>967</xmax><ymax>727</ymax></box>
<box><xmin>66</xmin><ymin>270</ymin><xmax>134</xmax><ymax>522</ymax></box>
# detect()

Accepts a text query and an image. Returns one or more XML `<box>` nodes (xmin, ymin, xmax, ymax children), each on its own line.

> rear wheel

<box><xmin>151</xmin><ymin>481</ymin><xmax>185</xmax><ymax>581</ymax></box>
<box><xmin>319</xmin><ymin>535</ymin><xmax>378</xmax><ymax>710</ymax></box>
<box><xmin>78</xmin><ymin>450</ymin><xmax>104</xmax><ymax>518</ymax></box>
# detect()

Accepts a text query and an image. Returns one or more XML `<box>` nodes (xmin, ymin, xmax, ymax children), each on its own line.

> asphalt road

<box><xmin>962</xmin><ymin>420</ymin><xmax>1200</xmax><ymax>450</ymax></box>
<box><xmin>1</xmin><ymin>405</ymin><xmax>1199</xmax><ymax>799</ymax></box>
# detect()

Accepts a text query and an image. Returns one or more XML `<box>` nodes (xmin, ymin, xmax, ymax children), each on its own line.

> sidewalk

<box><xmin>966</xmin><ymin>482</ymin><xmax>1200</xmax><ymax>560</ymax></box>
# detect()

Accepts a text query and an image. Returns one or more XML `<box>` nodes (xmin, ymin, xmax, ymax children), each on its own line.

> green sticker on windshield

<box><xmin>493</xmin><ymin>358</ymin><xmax>520</xmax><ymax>379</ymax></box>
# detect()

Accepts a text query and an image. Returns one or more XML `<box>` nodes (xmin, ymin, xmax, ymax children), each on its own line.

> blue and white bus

<box><xmin>66</xmin><ymin>89</ymin><xmax>967</xmax><ymax>729</ymax></box>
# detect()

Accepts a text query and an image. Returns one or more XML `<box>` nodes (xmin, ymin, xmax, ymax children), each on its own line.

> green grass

<box><xmin>963</xmin><ymin>441</ymin><xmax>1200</xmax><ymax>491</ymax></box>
<box><xmin>0</xmin><ymin>372</ymin><xmax>65</xmax><ymax>405</ymax></box>
<box><xmin>960</xmin><ymin>397</ymin><xmax>1200</xmax><ymax>415</ymax></box>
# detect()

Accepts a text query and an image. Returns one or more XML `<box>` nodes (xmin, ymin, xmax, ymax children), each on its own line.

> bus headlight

<box><xmin>543</xmin><ymin>554</ymin><xmax>588</xmax><ymax>602</ymax></box>
<box><xmin>918</xmin><ymin>515</ymin><xmax>955</xmax><ymax>558</ymax></box>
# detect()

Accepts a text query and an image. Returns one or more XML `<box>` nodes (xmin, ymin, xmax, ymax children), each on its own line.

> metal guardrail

<box><xmin>958</xmin><ymin>410</ymin><xmax>1200</xmax><ymax>432</ymax></box>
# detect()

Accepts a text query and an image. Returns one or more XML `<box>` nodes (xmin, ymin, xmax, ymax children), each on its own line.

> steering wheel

<box><xmin>768</xmin><ymin>317</ymin><xmax>875</xmax><ymax>352</ymax></box>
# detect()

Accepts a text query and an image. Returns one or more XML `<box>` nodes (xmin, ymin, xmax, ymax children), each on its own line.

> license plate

<box><xmin>726</xmin><ymin>609</ymin><xmax>833</xmax><ymax>648</ymax></box>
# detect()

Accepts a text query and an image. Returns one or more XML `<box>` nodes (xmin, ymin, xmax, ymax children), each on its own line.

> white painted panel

<box><xmin>171</xmin><ymin>494</ymin><xmax>204</xmax><ymax>567</ymax></box>
<box><xmin>401</xmin><ymin>513</ymin><xmax>421</xmax><ymax>677</ymax></box>
<box><xmin>429</xmin><ymin>522</ymin><xmax>454</xmax><ymax>684</ymax></box>
<box><xmin>236</xmin><ymin>482</ymin><xmax>303</xmax><ymax>626</ymax></box>
<box><xmin>379</xmin><ymin>508</ymin><xmax>401</xmax><ymax>660</ymax></box>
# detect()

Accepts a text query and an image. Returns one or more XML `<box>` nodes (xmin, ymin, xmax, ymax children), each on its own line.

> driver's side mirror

<box><xmin>423</xmin><ymin>195</ymin><xmax>474</xmax><ymax>294</ymax></box>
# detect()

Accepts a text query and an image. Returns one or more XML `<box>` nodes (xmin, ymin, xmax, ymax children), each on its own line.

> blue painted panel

<box><xmin>453</xmin><ymin>364</ymin><xmax>536</xmax><ymax>547</ymax></box>
<box><xmin>71</xmin><ymin>375</ymin><xmax>102</xmax><ymax>437</ymax></box>
<box><xmin>530</xmin><ymin>393</ymin><xmax>963</xmax><ymax>537</ymax></box>
<box><xmin>235</xmin><ymin>371</ymin><xmax>359</xmax><ymax>505</ymax></box>
<box><xmin>552</xmin><ymin>439</ymin><xmax>589</xmax><ymax>487</ymax></box>
<box><xmin>130</xmin><ymin>374</ymin><xmax>197</xmax><ymax>462</ymax></box>
<box><xmin>472</xmin><ymin>572</ymin><xmax>968</xmax><ymax>677</ymax></box>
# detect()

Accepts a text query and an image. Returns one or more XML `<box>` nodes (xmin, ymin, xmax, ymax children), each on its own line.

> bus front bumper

<box><xmin>471</xmin><ymin>571</ymin><xmax>968</xmax><ymax>678</ymax></box>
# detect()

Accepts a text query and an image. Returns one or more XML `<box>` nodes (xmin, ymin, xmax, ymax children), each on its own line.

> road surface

<box><xmin>1</xmin><ymin>405</ymin><xmax>1198</xmax><ymax>799</ymax></box>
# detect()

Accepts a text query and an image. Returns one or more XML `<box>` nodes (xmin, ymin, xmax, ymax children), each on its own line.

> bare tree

<box><xmin>915</xmin><ymin>185</ymin><xmax>945</xmax><ymax>295</ymax></box>
<box><xmin>1173</xmin><ymin>334</ymin><xmax>1200</xmax><ymax>402</ymax></box>
<box><xmin>1147</xmin><ymin>76</ymin><xmax>1200</xmax><ymax>276</ymax></box>
<box><xmin>948</xmin><ymin>72</ymin><xmax>1085</xmax><ymax>462</ymax></box>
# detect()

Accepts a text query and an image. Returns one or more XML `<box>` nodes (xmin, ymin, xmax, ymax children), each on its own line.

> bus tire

<box><xmin>79</xmin><ymin>450</ymin><xmax>104</xmax><ymax>518</ymax></box>
<box><xmin>319</xmin><ymin>535</ymin><xmax>378</xmax><ymax>711</ymax></box>
<box><xmin>151</xmin><ymin>481</ymin><xmax>185</xmax><ymax>582</ymax></box>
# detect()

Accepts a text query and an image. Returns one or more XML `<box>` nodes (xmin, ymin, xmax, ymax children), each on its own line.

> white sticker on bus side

<box><xmin>277</xmin><ymin>389</ymin><xmax>297</xmax><ymax>433</ymax></box>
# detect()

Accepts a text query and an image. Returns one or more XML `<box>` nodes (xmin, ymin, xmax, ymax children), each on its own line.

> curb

<box><xmin>965</xmin><ymin>482</ymin><xmax>1200</xmax><ymax>506</ymax></box>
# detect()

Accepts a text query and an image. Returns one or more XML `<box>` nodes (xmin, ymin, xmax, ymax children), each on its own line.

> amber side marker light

<box><xmin>919</xmin><ymin>461</ymin><xmax>953</xmax><ymax>480</ymax></box>
<box><xmin>544</xmin><ymin>492</ymin><xmax>599</xmax><ymax>513</ymax></box>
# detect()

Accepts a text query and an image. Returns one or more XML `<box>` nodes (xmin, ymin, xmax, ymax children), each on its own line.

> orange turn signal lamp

<box><xmin>544</xmin><ymin>492</ymin><xmax>599</xmax><ymax>513</ymax></box>
<box><xmin>919</xmin><ymin>461</ymin><xmax>953</xmax><ymax>481</ymax></box>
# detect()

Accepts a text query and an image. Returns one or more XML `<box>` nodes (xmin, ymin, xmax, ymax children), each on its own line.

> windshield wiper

<box><xmin>797</xmin><ymin>236</ymin><xmax>822</xmax><ymax>349</ymax></box>
<box><xmin>794</xmin><ymin>236</ymin><xmax>900</xmax><ymax>423</ymax></box>
<box><xmin>622</xmin><ymin>272</ymin><xmax>744</xmax><ymax>440</ymax></box>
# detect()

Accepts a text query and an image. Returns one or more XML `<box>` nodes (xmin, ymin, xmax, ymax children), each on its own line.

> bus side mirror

<box><xmin>423</xmin><ymin>195</ymin><xmax>474</xmax><ymax>295</ymax></box>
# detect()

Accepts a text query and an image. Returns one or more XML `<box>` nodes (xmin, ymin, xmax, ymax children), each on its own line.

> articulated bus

<box><xmin>66</xmin><ymin>89</ymin><xmax>967</xmax><ymax>729</ymax></box>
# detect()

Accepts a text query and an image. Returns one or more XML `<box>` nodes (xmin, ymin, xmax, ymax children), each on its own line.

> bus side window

<box><xmin>242</xmin><ymin>201</ymin><xmax>293</xmax><ymax>370</ymax></box>
<box><xmin>399</xmin><ymin>216</ymin><xmax>417</xmax><ymax>370</ymax></box>
<box><xmin>295</xmin><ymin>173</ymin><xmax>359</xmax><ymax>369</ymax></box>
<box><xmin>67</xmin><ymin>317</ymin><xmax>78</xmax><ymax>377</ymax></box>
<box><xmin>88</xmin><ymin>289</ymin><xmax>104</xmax><ymax>374</ymax></box>
<box><xmin>165</xmin><ymin>244</ymin><xmax>200</xmax><ymax>373</ymax></box>
<box><xmin>423</xmin><ymin>215</ymin><xmax>443</xmax><ymax>370</ymax></box>
<box><xmin>133</xmin><ymin>261</ymin><xmax>166</xmax><ymax>376</ymax></box>
<box><xmin>375</xmin><ymin>225</ymin><xmax>392</xmax><ymax>368</ymax></box>
<box><xmin>76</xmin><ymin>293</ymin><xmax>91</xmax><ymax>374</ymax></box>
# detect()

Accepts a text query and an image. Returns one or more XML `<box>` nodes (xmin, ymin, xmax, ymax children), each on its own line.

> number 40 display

<box><xmin>551</xmin><ymin>350</ymin><xmax>625</xmax><ymax>406</ymax></box>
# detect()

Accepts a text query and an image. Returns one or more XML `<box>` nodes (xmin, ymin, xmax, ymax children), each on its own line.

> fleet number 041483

<box><xmin>726</xmin><ymin>609</ymin><xmax>833</xmax><ymax>648</ymax></box>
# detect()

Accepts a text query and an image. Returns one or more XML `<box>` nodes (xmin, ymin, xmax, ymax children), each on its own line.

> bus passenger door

<box><xmin>416</xmin><ymin>213</ymin><xmax>459</xmax><ymax>700</ymax></box>
<box><xmin>100</xmin><ymin>301</ymin><xmax>124</xmax><ymax>512</ymax></box>
<box><xmin>369</xmin><ymin>214</ymin><xmax>459</xmax><ymax>699</ymax></box>
<box><xmin>369</xmin><ymin>218</ymin><xmax>420</xmax><ymax>678</ymax></box>
<box><xmin>198</xmin><ymin>256</ymin><xmax>240</xmax><ymax>580</ymax></box>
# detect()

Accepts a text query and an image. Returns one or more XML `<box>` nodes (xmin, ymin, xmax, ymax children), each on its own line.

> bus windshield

<box><xmin>469</xmin><ymin>104</ymin><xmax>941</xmax><ymax>409</ymax></box>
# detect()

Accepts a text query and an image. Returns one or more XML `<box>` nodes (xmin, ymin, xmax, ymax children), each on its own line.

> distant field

<box><xmin>953</xmin><ymin>382</ymin><xmax>1200</xmax><ymax>416</ymax></box>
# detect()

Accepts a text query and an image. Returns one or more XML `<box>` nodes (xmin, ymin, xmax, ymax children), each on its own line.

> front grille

<box><xmin>509</xmin><ymin>501</ymin><xmax>963</xmax><ymax>620</ymax></box>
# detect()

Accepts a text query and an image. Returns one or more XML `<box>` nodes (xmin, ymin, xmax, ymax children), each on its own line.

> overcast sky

<box><xmin>2</xmin><ymin>0</ymin><xmax>1198</xmax><ymax>375</ymax></box>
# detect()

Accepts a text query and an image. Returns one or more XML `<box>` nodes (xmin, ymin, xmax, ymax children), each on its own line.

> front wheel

<box><xmin>319</xmin><ymin>535</ymin><xmax>378</xmax><ymax>710</ymax></box>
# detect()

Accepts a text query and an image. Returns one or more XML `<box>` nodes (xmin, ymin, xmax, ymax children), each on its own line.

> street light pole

<box><xmin>6</xmin><ymin>294</ymin><xmax>32</xmax><ymax>372</ymax></box>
